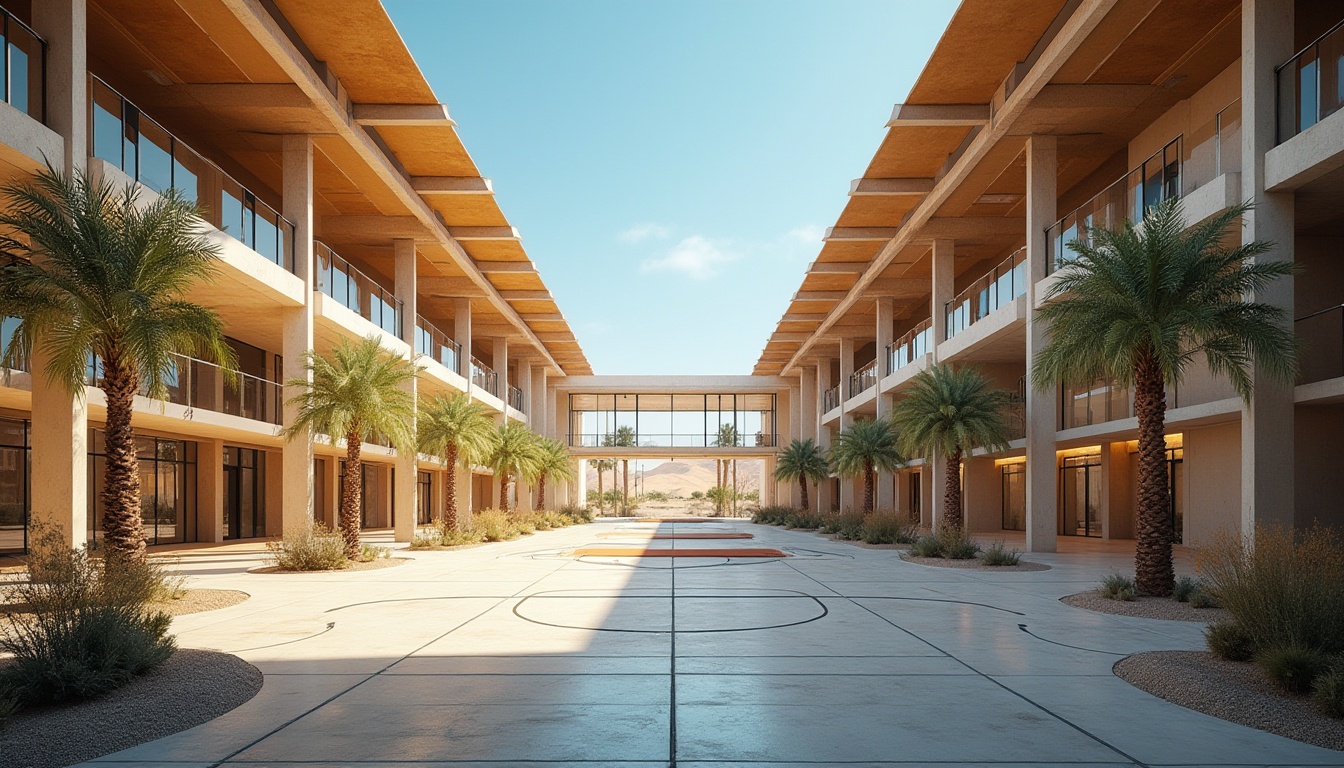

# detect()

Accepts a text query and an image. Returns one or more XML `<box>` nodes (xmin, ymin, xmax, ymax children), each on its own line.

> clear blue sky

<box><xmin>385</xmin><ymin>0</ymin><xmax>958</xmax><ymax>375</ymax></box>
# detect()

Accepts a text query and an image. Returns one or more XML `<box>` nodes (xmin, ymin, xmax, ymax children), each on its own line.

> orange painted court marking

<box><xmin>569</xmin><ymin>546</ymin><xmax>787</xmax><ymax>558</ymax></box>
<box><xmin>633</xmin><ymin>517</ymin><xmax>724</xmax><ymax>523</ymax></box>
<box><xmin>596</xmin><ymin>532</ymin><xmax>754</xmax><ymax>540</ymax></box>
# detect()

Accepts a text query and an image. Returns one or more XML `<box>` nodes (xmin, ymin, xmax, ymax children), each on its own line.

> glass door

<box><xmin>1060</xmin><ymin>455</ymin><xmax>1102</xmax><ymax>537</ymax></box>
<box><xmin>1001</xmin><ymin>463</ymin><xmax>1025</xmax><ymax>531</ymax></box>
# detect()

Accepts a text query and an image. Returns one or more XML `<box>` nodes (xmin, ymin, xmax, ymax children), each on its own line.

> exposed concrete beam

<box><xmin>499</xmin><ymin>290</ymin><xmax>554</xmax><ymax>301</ymax></box>
<box><xmin>520</xmin><ymin>313</ymin><xmax>566</xmax><ymax>322</ymax></box>
<box><xmin>780</xmin><ymin>313</ymin><xmax>830</xmax><ymax>323</ymax></box>
<box><xmin>849</xmin><ymin>177</ymin><xmax>935</xmax><ymax>196</ymax></box>
<box><xmin>320</xmin><ymin>215</ymin><xmax>427</xmax><ymax>240</ymax></box>
<box><xmin>916</xmin><ymin>217</ymin><xmax>1024</xmax><ymax>240</ymax></box>
<box><xmin>534</xmin><ymin>333</ymin><xmax>576</xmax><ymax>342</ymax></box>
<box><xmin>823</xmin><ymin>227</ymin><xmax>899</xmax><ymax>242</ymax></box>
<box><xmin>179</xmin><ymin>83</ymin><xmax>310</xmax><ymax>108</ymax></box>
<box><xmin>411</xmin><ymin>176</ymin><xmax>493</xmax><ymax>194</ymax></box>
<box><xmin>476</xmin><ymin>262</ymin><xmax>536</xmax><ymax>274</ymax></box>
<box><xmin>418</xmin><ymin>276</ymin><xmax>488</xmax><ymax>297</ymax></box>
<box><xmin>808</xmin><ymin>261</ymin><xmax>869</xmax><ymax>274</ymax></box>
<box><xmin>888</xmin><ymin>103</ymin><xmax>990</xmax><ymax>126</ymax></box>
<box><xmin>792</xmin><ymin>291</ymin><xmax>848</xmax><ymax>301</ymax></box>
<box><xmin>353</xmin><ymin>103</ymin><xmax>455</xmax><ymax>126</ymax></box>
<box><xmin>770</xmin><ymin>333</ymin><xmax>812</xmax><ymax>342</ymax></box>
<box><xmin>450</xmin><ymin>226</ymin><xmax>521</xmax><ymax>241</ymax></box>
<box><xmin>866</xmin><ymin>278</ymin><xmax>928</xmax><ymax>297</ymax></box>
<box><xmin>1032</xmin><ymin>83</ymin><xmax>1153</xmax><ymax>109</ymax></box>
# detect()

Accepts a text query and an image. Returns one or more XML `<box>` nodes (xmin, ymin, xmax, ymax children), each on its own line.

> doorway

<box><xmin>224</xmin><ymin>446</ymin><xmax>263</xmax><ymax>540</ymax></box>
<box><xmin>1001</xmin><ymin>462</ymin><xmax>1025</xmax><ymax>531</ymax></box>
<box><xmin>1059</xmin><ymin>455</ymin><xmax>1101</xmax><ymax>537</ymax></box>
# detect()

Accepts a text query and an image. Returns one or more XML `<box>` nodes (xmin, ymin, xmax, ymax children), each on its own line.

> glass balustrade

<box><xmin>1296</xmin><ymin>304</ymin><xmax>1344</xmax><ymax>385</ymax></box>
<box><xmin>0</xmin><ymin>9</ymin><xmax>44</xmax><ymax>121</ymax></box>
<box><xmin>470</xmin><ymin>356</ymin><xmax>498</xmax><ymax>397</ymax></box>
<box><xmin>88</xmin><ymin>75</ymin><xmax>294</xmax><ymax>272</ymax></box>
<box><xmin>945</xmin><ymin>248</ymin><xmax>1027</xmax><ymax>339</ymax></box>
<box><xmin>822</xmin><ymin>384</ymin><xmax>841</xmax><ymax>414</ymax></box>
<box><xmin>508</xmin><ymin>384</ymin><xmax>525</xmax><ymax>413</ymax></box>
<box><xmin>414</xmin><ymin>316</ymin><xmax>461</xmax><ymax>376</ymax></box>
<box><xmin>86</xmin><ymin>352</ymin><xmax>280</xmax><ymax>425</ymax></box>
<box><xmin>1183</xmin><ymin>99</ymin><xmax>1242</xmax><ymax>193</ymax></box>
<box><xmin>314</xmin><ymin>242</ymin><xmax>403</xmax><ymax>338</ymax></box>
<box><xmin>886</xmin><ymin>318</ymin><xmax>933</xmax><ymax>374</ymax></box>
<box><xmin>1278</xmin><ymin>20</ymin><xmax>1344</xmax><ymax>143</ymax></box>
<box><xmin>848</xmin><ymin>360</ymin><xmax>878</xmax><ymax>398</ymax></box>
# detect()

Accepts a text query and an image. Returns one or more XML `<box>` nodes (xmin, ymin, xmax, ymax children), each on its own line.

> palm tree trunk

<box><xmin>732</xmin><ymin>460</ymin><xmax>738</xmax><ymax>516</ymax></box>
<box><xmin>443</xmin><ymin>444</ymin><xmax>459</xmax><ymax>529</ymax></box>
<box><xmin>799</xmin><ymin>478</ymin><xmax>809</xmax><ymax>510</ymax></box>
<box><xmin>99</xmin><ymin>350</ymin><xmax>146</xmax><ymax>562</ymax></box>
<box><xmin>862</xmin><ymin>459</ymin><xmax>876</xmax><ymax>515</ymax></box>
<box><xmin>1134</xmin><ymin>349</ymin><xmax>1175</xmax><ymax>596</ymax></box>
<box><xmin>597</xmin><ymin>467</ymin><xmax>604</xmax><ymax>514</ymax></box>
<box><xmin>340</xmin><ymin>433</ymin><xmax>363</xmax><ymax>560</ymax></box>
<box><xmin>944</xmin><ymin>448</ymin><xmax>963</xmax><ymax>531</ymax></box>
<box><xmin>500</xmin><ymin>473</ymin><xmax>511</xmax><ymax>514</ymax></box>
<box><xmin>536</xmin><ymin>473</ymin><xmax>547</xmax><ymax>511</ymax></box>
<box><xmin>622</xmin><ymin>459</ymin><xmax>629</xmax><ymax>514</ymax></box>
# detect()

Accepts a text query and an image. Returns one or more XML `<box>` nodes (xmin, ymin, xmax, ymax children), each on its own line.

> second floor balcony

<box><xmin>87</xmin><ymin>352</ymin><xmax>281</xmax><ymax>426</ymax></box>
<box><xmin>848</xmin><ymin>360</ymin><xmax>878</xmax><ymax>398</ymax></box>
<box><xmin>1278</xmin><ymin>19</ymin><xmax>1344</xmax><ymax>143</ymax></box>
<box><xmin>822</xmin><ymin>384</ymin><xmax>841</xmax><ymax>414</ymax></box>
<box><xmin>507</xmin><ymin>384</ymin><xmax>525</xmax><ymax>413</ymax></box>
<box><xmin>414</xmin><ymin>316</ymin><xmax>461</xmax><ymax>377</ymax></box>
<box><xmin>945</xmin><ymin>248</ymin><xmax>1026</xmax><ymax>340</ymax></box>
<box><xmin>886</xmin><ymin>318</ymin><xmax>932</xmax><ymax>375</ymax></box>
<box><xmin>1297</xmin><ymin>304</ymin><xmax>1344</xmax><ymax>386</ymax></box>
<box><xmin>315</xmin><ymin>242</ymin><xmax>402</xmax><ymax>339</ymax></box>
<box><xmin>0</xmin><ymin>9</ymin><xmax>44</xmax><ymax>123</ymax></box>
<box><xmin>470</xmin><ymin>356</ymin><xmax>498</xmax><ymax>398</ymax></box>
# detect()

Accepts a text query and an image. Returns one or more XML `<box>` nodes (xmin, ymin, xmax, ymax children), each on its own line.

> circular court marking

<box><xmin>512</xmin><ymin>588</ymin><xmax>829</xmax><ymax>634</ymax></box>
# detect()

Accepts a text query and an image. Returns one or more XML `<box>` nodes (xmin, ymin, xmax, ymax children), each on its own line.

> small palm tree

<box><xmin>774</xmin><ymin>438</ymin><xmax>830</xmax><ymax>510</ymax></box>
<box><xmin>1034</xmin><ymin>198</ymin><xmax>1296</xmax><ymax>596</ymax></box>
<box><xmin>284</xmin><ymin>335</ymin><xmax>416</xmax><ymax>559</ymax></box>
<box><xmin>0</xmin><ymin>167</ymin><xmax>235</xmax><ymax>562</ymax></box>
<box><xmin>589</xmin><ymin>457</ymin><xmax>613</xmax><ymax>513</ymax></box>
<box><xmin>890</xmin><ymin>363</ymin><xmax>1011</xmax><ymax>532</ymax></box>
<box><xmin>611</xmin><ymin>425</ymin><xmax>636</xmax><ymax>514</ymax></box>
<box><xmin>533</xmin><ymin>438</ymin><xmax>576</xmax><ymax>511</ymax></box>
<box><xmin>829</xmin><ymin>419</ymin><xmax>903</xmax><ymax>514</ymax></box>
<box><xmin>489</xmin><ymin>421</ymin><xmax>541</xmax><ymax>514</ymax></box>
<box><xmin>712</xmin><ymin>424</ymin><xmax>739</xmax><ymax>514</ymax></box>
<box><xmin>417</xmin><ymin>392</ymin><xmax>498</xmax><ymax>529</ymax></box>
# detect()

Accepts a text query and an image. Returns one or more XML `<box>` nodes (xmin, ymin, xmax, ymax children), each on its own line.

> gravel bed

<box><xmin>1062</xmin><ymin>591</ymin><xmax>1229</xmax><ymax>622</ymax></box>
<box><xmin>0</xmin><ymin>648</ymin><xmax>262</xmax><ymax>768</ymax></box>
<box><xmin>154</xmin><ymin>588</ymin><xmax>250</xmax><ymax>616</ymax></box>
<box><xmin>250</xmin><ymin>556</ymin><xmax>411</xmax><ymax>574</ymax></box>
<box><xmin>1116</xmin><ymin>650</ymin><xmax>1344</xmax><ymax>752</ymax></box>
<box><xmin>901</xmin><ymin>554</ymin><xmax>1051</xmax><ymax>571</ymax></box>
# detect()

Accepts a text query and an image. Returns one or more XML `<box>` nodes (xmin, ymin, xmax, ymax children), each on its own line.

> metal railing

<box><xmin>507</xmin><ymin>384</ymin><xmax>525</xmax><ymax>413</ymax></box>
<box><xmin>1005</xmin><ymin>395</ymin><xmax>1026</xmax><ymax>441</ymax></box>
<box><xmin>945</xmin><ymin>248</ymin><xmax>1027</xmax><ymax>340</ymax></box>
<box><xmin>1184</xmin><ymin>99</ymin><xmax>1242</xmax><ymax>192</ymax></box>
<box><xmin>848</xmin><ymin>359</ymin><xmax>878</xmax><ymax>398</ymax></box>
<box><xmin>886</xmin><ymin>318</ymin><xmax>933</xmax><ymax>374</ymax></box>
<box><xmin>1277</xmin><ymin>19</ymin><xmax>1344</xmax><ymax>143</ymax></box>
<box><xmin>415</xmin><ymin>315</ymin><xmax>461</xmax><ymax>376</ymax></box>
<box><xmin>1297</xmin><ymin>304</ymin><xmax>1344</xmax><ymax>385</ymax></box>
<box><xmin>314</xmin><ymin>242</ymin><xmax>402</xmax><ymax>338</ymax></box>
<box><xmin>0</xmin><ymin>315</ymin><xmax>22</xmax><ymax>371</ymax></box>
<box><xmin>89</xmin><ymin>75</ymin><xmax>294</xmax><ymax>271</ymax></box>
<box><xmin>1047</xmin><ymin>137</ymin><xmax>1182</xmax><ymax>273</ymax></box>
<box><xmin>822</xmin><ymin>384</ymin><xmax>841</xmax><ymax>414</ymax></box>
<box><xmin>470</xmin><ymin>356</ymin><xmax>498</xmax><ymax>397</ymax></box>
<box><xmin>567</xmin><ymin>432</ymin><xmax>777</xmax><ymax>449</ymax></box>
<box><xmin>1</xmin><ymin>9</ymin><xmax>44</xmax><ymax>122</ymax></box>
<box><xmin>86</xmin><ymin>352</ymin><xmax>281</xmax><ymax>425</ymax></box>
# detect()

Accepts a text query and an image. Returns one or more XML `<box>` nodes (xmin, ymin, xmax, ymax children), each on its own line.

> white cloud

<box><xmin>784</xmin><ymin>224</ymin><xmax>825</xmax><ymax>247</ymax></box>
<box><xmin>640</xmin><ymin>235</ymin><xmax>738</xmax><ymax>280</ymax></box>
<box><xmin>618</xmin><ymin>222</ymin><xmax>672</xmax><ymax>243</ymax></box>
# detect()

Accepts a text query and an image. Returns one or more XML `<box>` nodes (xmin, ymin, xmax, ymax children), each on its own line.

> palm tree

<box><xmin>417</xmin><ymin>393</ymin><xmax>497</xmax><ymax>529</ymax></box>
<box><xmin>0</xmin><ymin>167</ymin><xmax>235</xmax><ymax>562</ymax></box>
<box><xmin>284</xmin><ymin>335</ymin><xmax>416</xmax><ymax>559</ymax></box>
<box><xmin>533</xmin><ymin>438</ymin><xmax>576</xmax><ymax>511</ymax></box>
<box><xmin>589</xmin><ymin>457</ymin><xmax>613</xmax><ymax>513</ymax></box>
<box><xmin>774</xmin><ymin>438</ymin><xmax>830</xmax><ymax>510</ymax></box>
<box><xmin>1034</xmin><ymin>198</ymin><xmax>1296</xmax><ymax>596</ymax></box>
<box><xmin>611</xmin><ymin>425</ymin><xmax>636</xmax><ymax>514</ymax></box>
<box><xmin>489</xmin><ymin>421</ymin><xmax>541</xmax><ymax>514</ymax></box>
<box><xmin>829</xmin><ymin>419</ymin><xmax>903</xmax><ymax>515</ymax></box>
<box><xmin>890</xmin><ymin>363</ymin><xmax>1011</xmax><ymax>532</ymax></box>
<box><xmin>712</xmin><ymin>424</ymin><xmax>739</xmax><ymax>515</ymax></box>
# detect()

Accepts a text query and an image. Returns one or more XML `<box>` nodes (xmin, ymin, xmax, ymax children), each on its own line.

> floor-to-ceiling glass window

<box><xmin>1001</xmin><ymin>462</ymin><xmax>1026</xmax><ymax>531</ymax></box>
<box><xmin>1128</xmin><ymin>445</ymin><xmax>1183</xmax><ymax>543</ymax></box>
<box><xmin>0</xmin><ymin>416</ymin><xmax>29</xmax><ymax>554</ymax></box>
<box><xmin>88</xmin><ymin>432</ymin><xmax>196</xmax><ymax>545</ymax></box>
<box><xmin>909</xmin><ymin>471</ymin><xmax>921</xmax><ymax>522</ymax></box>
<box><xmin>417</xmin><ymin>470</ymin><xmax>433</xmax><ymax>525</ymax></box>
<box><xmin>1059</xmin><ymin>454</ymin><xmax>1102</xmax><ymax>537</ymax></box>
<box><xmin>567</xmin><ymin>392</ymin><xmax>777</xmax><ymax>448</ymax></box>
<box><xmin>224</xmin><ymin>446</ymin><xmax>264</xmax><ymax>539</ymax></box>
<box><xmin>338</xmin><ymin>461</ymin><xmax>385</xmax><ymax>528</ymax></box>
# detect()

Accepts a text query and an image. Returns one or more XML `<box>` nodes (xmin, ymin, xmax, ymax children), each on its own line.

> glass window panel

<box><xmin>91</xmin><ymin>81</ymin><xmax>125</xmax><ymax>170</ymax></box>
<box><xmin>8</xmin><ymin>39</ymin><xmax>27</xmax><ymax>116</ymax></box>
<box><xmin>1300</xmin><ymin>58</ymin><xmax>1320</xmax><ymax>133</ymax></box>
<box><xmin>137</xmin><ymin>117</ymin><xmax>174</xmax><ymax>195</ymax></box>
<box><xmin>253</xmin><ymin>206</ymin><xmax>280</xmax><ymax>265</ymax></box>
<box><xmin>220</xmin><ymin>184</ymin><xmax>245</xmax><ymax>243</ymax></box>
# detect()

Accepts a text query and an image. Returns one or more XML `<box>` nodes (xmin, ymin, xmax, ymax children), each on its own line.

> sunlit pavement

<box><xmin>75</xmin><ymin>519</ymin><xmax>1344</xmax><ymax>767</ymax></box>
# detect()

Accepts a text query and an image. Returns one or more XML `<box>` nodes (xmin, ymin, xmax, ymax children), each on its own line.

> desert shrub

<box><xmin>861</xmin><ymin>512</ymin><xmax>917</xmax><ymax>545</ymax></box>
<box><xmin>980</xmin><ymin>541</ymin><xmax>1022</xmax><ymax>566</ymax></box>
<box><xmin>1172</xmin><ymin>575</ymin><xmax>1200</xmax><ymax>602</ymax></box>
<box><xmin>1205</xmin><ymin>621</ymin><xmax>1255</xmax><ymax>661</ymax></box>
<box><xmin>820</xmin><ymin>510</ymin><xmax>866</xmax><ymax>540</ymax></box>
<box><xmin>0</xmin><ymin>687</ymin><xmax>15</xmax><ymax>726</ymax></box>
<box><xmin>559</xmin><ymin>505</ymin><xmax>593</xmax><ymax>524</ymax></box>
<box><xmin>266</xmin><ymin>523</ymin><xmax>348</xmax><ymax>571</ymax></box>
<box><xmin>1199</xmin><ymin>525</ymin><xmax>1344</xmax><ymax>656</ymax></box>
<box><xmin>358</xmin><ymin>544</ymin><xmax>391</xmax><ymax>562</ymax></box>
<box><xmin>528</xmin><ymin>512</ymin><xmax>554</xmax><ymax>530</ymax></box>
<box><xmin>410</xmin><ymin>522</ymin><xmax>486</xmax><ymax>549</ymax></box>
<box><xmin>1098</xmin><ymin>573</ymin><xmax>1136</xmax><ymax>602</ymax></box>
<box><xmin>511</xmin><ymin>514</ymin><xmax>536</xmax><ymax>535</ymax></box>
<box><xmin>474</xmin><ymin>509</ymin><xmax>520</xmax><ymax>542</ymax></box>
<box><xmin>1312</xmin><ymin>663</ymin><xmax>1344</xmax><ymax>718</ymax></box>
<box><xmin>909</xmin><ymin>535</ymin><xmax>943</xmax><ymax>558</ymax></box>
<box><xmin>1188</xmin><ymin>589</ymin><xmax>1219</xmax><ymax>609</ymax></box>
<box><xmin>784</xmin><ymin>510</ymin><xmax>825</xmax><ymax>529</ymax></box>
<box><xmin>1257</xmin><ymin>645</ymin><xmax>1330</xmax><ymax>695</ymax></box>
<box><xmin>937</xmin><ymin>527</ymin><xmax>980</xmax><ymax>559</ymax></box>
<box><xmin>752</xmin><ymin>506</ymin><xmax>797</xmax><ymax>526</ymax></box>
<box><xmin>0</xmin><ymin>530</ymin><xmax>176</xmax><ymax>707</ymax></box>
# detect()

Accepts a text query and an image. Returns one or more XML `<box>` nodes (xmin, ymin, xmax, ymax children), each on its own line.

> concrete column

<box><xmin>875</xmin><ymin>299</ymin><xmax>896</xmax><ymax>511</ymax></box>
<box><xmin>197</xmin><ymin>439</ymin><xmax>225</xmax><ymax>543</ymax></box>
<box><xmin>322</xmin><ymin>457</ymin><xmax>339</xmax><ymax>528</ymax></box>
<box><xmin>280</xmin><ymin>135</ymin><xmax>315</xmax><ymax>539</ymax></box>
<box><xmin>393</xmin><ymin>239</ymin><xmax>418</xmax><ymax>542</ymax></box>
<box><xmin>1240</xmin><ymin>0</ymin><xmax>1295</xmax><ymax>536</ymax></box>
<box><xmin>1025</xmin><ymin>134</ymin><xmax>1059</xmax><ymax>553</ymax></box>
<box><xmin>29</xmin><ymin>349</ymin><xmax>88</xmax><ymax>547</ymax></box>
<box><xmin>838</xmin><ymin>340</ymin><xmax>856</xmax><ymax>510</ymax></box>
<box><xmin>454</xmin><ymin>299</ymin><xmax>472</xmax><ymax>380</ymax></box>
<box><xmin>919</xmin><ymin>464</ymin><xmax>934</xmax><ymax>529</ymax></box>
<box><xmin>32</xmin><ymin>0</ymin><xmax>87</xmax><ymax>173</ymax></box>
<box><xmin>492</xmin><ymin>337</ymin><xmax>509</xmax><ymax>403</ymax></box>
<box><xmin>962</xmin><ymin>457</ymin><xmax>996</xmax><ymax>532</ymax></box>
<box><xmin>1101</xmin><ymin>442</ymin><xmax>1134</xmax><ymax>540</ymax></box>
<box><xmin>456</xmin><ymin>464</ymin><xmax>474</xmax><ymax>524</ymax></box>
<box><xmin>929</xmin><ymin>240</ymin><xmax>955</xmax><ymax>527</ymax></box>
<box><xmin>531</xmin><ymin>366</ymin><xmax>548</xmax><ymax>436</ymax></box>
<box><xmin>264</xmin><ymin>449</ymin><xmax>284</xmax><ymax>536</ymax></box>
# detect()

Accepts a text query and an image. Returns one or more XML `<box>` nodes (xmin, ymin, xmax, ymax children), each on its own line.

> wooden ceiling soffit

<box><xmin>320</xmin><ymin>215</ymin><xmax>427</xmax><ymax>240</ymax></box>
<box><xmin>419</xmin><ymin>276</ymin><xmax>487</xmax><ymax>297</ymax></box>
<box><xmin>411</xmin><ymin>176</ymin><xmax>493</xmax><ymax>194</ymax></box>
<box><xmin>450</xmin><ymin>226</ymin><xmax>520</xmax><ymax>241</ymax></box>
<box><xmin>850</xmin><ymin>177</ymin><xmax>935</xmax><ymax>195</ymax></box>
<box><xmin>915</xmin><ymin>217</ymin><xmax>1024</xmax><ymax>241</ymax></box>
<box><xmin>353</xmin><ymin>103</ymin><xmax>454</xmax><ymax>126</ymax></box>
<box><xmin>888</xmin><ymin>103</ymin><xmax>989</xmax><ymax>126</ymax></box>
<box><xmin>823</xmin><ymin>227</ymin><xmax>898</xmax><ymax>242</ymax></box>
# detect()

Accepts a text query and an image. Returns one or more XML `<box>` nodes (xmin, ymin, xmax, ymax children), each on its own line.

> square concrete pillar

<box><xmin>455</xmin><ymin>463</ymin><xmax>474</xmax><ymax>525</ymax></box>
<box><xmin>33</xmin><ymin>0</ymin><xmax>87</xmax><ymax>173</ymax></box>
<box><xmin>1024</xmin><ymin>134</ymin><xmax>1059</xmax><ymax>553</ymax></box>
<box><xmin>1240</xmin><ymin>0</ymin><xmax>1296</xmax><ymax>537</ymax></box>
<box><xmin>280</xmin><ymin>135</ymin><xmax>315</xmax><ymax>539</ymax></box>
<box><xmin>492</xmin><ymin>337</ymin><xmax>508</xmax><ymax>402</ymax></box>
<box><xmin>29</xmin><ymin>349</ymin><xmax>88</xmax><ymax>548</ymax></box>
<box><xmin>918</xmin><ymin>465</ymin><xmax>935</xmax><ymax>529</ymax></box>
<box><xmin>322</xmin><ymin>457</ymin><xmax>339</xmax><ymax>528</ymax></box>
<box><xmin>197</xmin><ymin>439</ymin><xmax>225</xmax><ymax>543</ymax></box>
<box><xmin>963</xmin><ymin>456</ymin><xmax>997</xmax><ymax>532</ymax></box>
<box><xmin>393</xmin><ymin>238</ymin><xmax>419</xmax><ymax>542</ymax></box>
<box><xmin>264</xmin><ymin>449</ymin><xmax>284</xmax><ymax>537</ymax></box>
<box><xmin>1101</xmin><ymin>442</ymin><xmax>1134</xmax><ymax>540</ymax></box>
<box><xmin>931</xmin><ymin>239</ymin><xmax>955</xmax><ymax>351</ymax></box>
<box><xmin>453</xmin><ymin>299</ymin><xmax>472</xmax><ymax>379</ymax></box>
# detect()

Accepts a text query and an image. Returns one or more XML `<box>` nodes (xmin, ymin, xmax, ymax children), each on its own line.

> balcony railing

<box><xmin>507</xmin><ymin>384</ymin><xmax>525</xmax><ymax>413</ymax></box>
<box><xmin>470</xmin><ymin>356</ymin><xmax>498</xmax><ymax>397</ymax></box>
<box><xmin>1</xmin><ymin>9</ymin><xmax>44</xmax><ymax>121</ymax></box>
<box><xmin>1047</xmin><ymin>137</ymin><xmax>1182</xmax><ymax>272</ymax></box>
<box><xmin>1277</xmin><ymin>19</ymin><xmax>1344</xmax><ymax>143</ymax></box>
<box><xmin>414</xmin><ymin>315</ymin><xmax>461</xmax><ymax>376</ymax></box>
<box><xmin>87</xmin><ymin>353</ymin><xmax>280</xmax><ymax>425</ymax></box>
<box><xmin>822</xmin><ymin>384</ymin><xmax>841</xmax><ymax>414</ymax></box>
<box><xmin>1184</xmin><ymin>99</ymin><xmax>1242</xmax><ymax>192</ymax></box>
<box><xmin>945</xmin><ymin>248</ymin><xmax>1027</xmax><ymax>340</ymax></box>
<box><xmin>1297</xmin><ymin>304</ymin><xmax>1344</xmax><ymax>385</ymax></box>
<box><xmin>886</xmin><ymin>318</ymin><xmax>933</xmax><ymax>374</ymax></box>
<box><xmin>315</xmin><ymin>242</ymin><xmax>402</xmax><ymax>338</ymax></box>
<box><xmin>567</xmin><ymin>432</ymin><xmax>777</xmax><ymax>449</ymax></box>
<box><xmin>89</xmin><ymin>75</ymin><xmax>294</xmax><ymax>272</ymax></box>
<box><xmin>0</xmin><ymin>315</ymin><xmax>22</xmax><ymax>372</ymax></box>
<box><xmin>848</xmin><ymin>360</ymin><xmax>878</xmax><ymax>398</ymax></box>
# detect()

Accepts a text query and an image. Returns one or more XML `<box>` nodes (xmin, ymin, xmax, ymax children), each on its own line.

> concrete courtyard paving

<box><xmin>77</xmin><ymin>519</ymin><xmax>1344</xmax><ymax>767</ymax></box>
